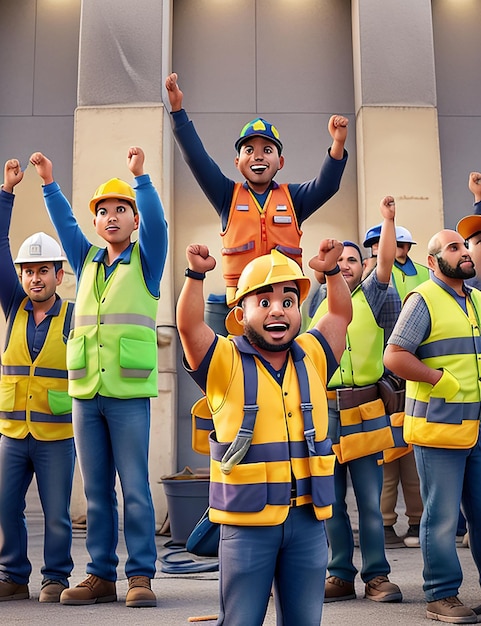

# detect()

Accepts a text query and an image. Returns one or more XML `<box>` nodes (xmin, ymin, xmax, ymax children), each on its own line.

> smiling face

<box><xmin>338</xmin><ymin>245</ymin><xmax>364</xmax><ymax>292</ymax></box>
<box><xmin>240</xmin><ymin>281</ymin><xmax>301</xmax><ymax>354</ymax></box>
<box><xmin>20</xmin><ymin>261</ymin><xmax>62</xmax><ymax>305</ymax></box>
<box><xmin>235</xmin><ymin>136</ymin><xmax>284</xmax><ymax>193</ymax></box>
<box><xmin>93</xmin><ymin>197</ymin><xmax>139</xmax><ymax>248</ymax></box>
<box><xmin>428</xmin><ymin>230</ymin><xmax>475</xmax><ymax>282</ymax></box>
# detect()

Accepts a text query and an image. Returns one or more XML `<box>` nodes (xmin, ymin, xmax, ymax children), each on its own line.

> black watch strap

<box><xmin>185</xmin><ymin>268</ymin><xmax>206</xmax><ymax>280</ymax></box>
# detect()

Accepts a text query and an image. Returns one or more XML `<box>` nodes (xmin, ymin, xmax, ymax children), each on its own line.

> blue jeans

<box><xmin>326</xmin><ymin>453</ymin><xmax>390</xmax><ymax>583</ymax></box>
<box><xmin>0</xmin><ymin>434</ymin><xmax>74</xmax><ymax>586</ymax></box>
<box><xmin>216</xmin><ymin>505</ymin><xmax>328</xmax><ymax>626</ymax></box>
<box><xmin>414</xmin><ymin>440</ymin><xmax>481</xmax><ymax>601</ymax></box>
<box><xmin>73</xmin><ymin>395</ymin><xmax>157</xmax><ymax>581</ymax></box>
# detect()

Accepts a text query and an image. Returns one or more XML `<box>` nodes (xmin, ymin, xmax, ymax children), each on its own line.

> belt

<box><xmin>327</xmin><ymin>384</ymin><xmax>379</xmax><ymax>411</ymax></box>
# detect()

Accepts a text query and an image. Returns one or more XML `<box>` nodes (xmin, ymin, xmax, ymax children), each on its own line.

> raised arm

<box><xmin>29</xmin><ymin>152</ymin><xmax>54</xmax><ymax>185</ymax></box>
<box><xmin>327</xmin><ymin>115</ymin><xmax>349</xmax><ymax>160</ymax></box>
<box><xmin>308</xmin><ymin>239</ymin><xmax>352</xmax><ymax>361</ymax></box>
<box><xmin>176</xmin><ymin>244</ymin><xmax>217</xmax><ymax>370</ymax></box>
<box><xmin>468</xmin><ymin>172</ymin><xmax>481</xmax><ymax>205</ymax></box>
<box><xmin>3</xmin><ymin>159</ymin><xmax>24</xmax><ymax>193</ymax></box>
<box><xmin>375</xmin><ymin>195</ymin><xmax>396</xmax><ymax>284</ymax></box>
<box><xmin>127</xmin><ymin>146</ymin><xmax>145</xmax><ymax>177</ymax></box>
<box><xmin>165</xmin><ymin>73</ymin><xmax>184</xmax><ymax>113</ymax></box>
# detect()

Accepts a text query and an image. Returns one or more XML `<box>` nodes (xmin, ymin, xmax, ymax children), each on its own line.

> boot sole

<box><xmin>126</xmin><ymin>599</ymin><xmax>157</xmax><ymax>608</ymax></box>
<box><xmin>365</xmin><ymin>592</ymin><xmax>403</xmax><ymax>603</ymax></box>
<box><xmin>324</xmin><ymin>593</ymin><xmax>356</xmax><ymax>603</ymax></box>
<box><xmin>60</xmin><ymin>594</ymin><xmax>117</xmax><ymax>605</ymax></box>
<box><xmin>426</xmin><ymin>610</ymin><xmax>477</xmax><ymax>624</ymax></box>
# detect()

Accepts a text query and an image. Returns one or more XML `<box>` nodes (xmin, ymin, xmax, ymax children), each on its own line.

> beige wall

<box><xmin>1</xmin><ymin>0</ymin><xmax>481</xmax><ymax>519</ymax></box>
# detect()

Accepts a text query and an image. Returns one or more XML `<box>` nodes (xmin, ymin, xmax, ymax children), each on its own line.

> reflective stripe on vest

<box><xmin>404</xmin><ymin>281</ymin><xmax>481</xmax><ymax>447</ymax></box>
<box><xmin>0</xmin><ymin>298</ymin><xmax>73</xmax><ymax>440</ymax></box>
<box><xmin>68</xmin><ymin>243</ymin><xmax>159</xmax><ymax>398</ymax></box>
<box><xmin>221</xmin><ymin>183</ymin><xmax>302</xmax><ymax>289</ymax></box>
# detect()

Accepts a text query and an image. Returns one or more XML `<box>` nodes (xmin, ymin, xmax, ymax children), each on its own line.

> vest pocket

<box><xmin>209</xmin><ymin>460</ymin><xmax>268</xmax><ymax>513</ymax></box>
<box><xmin>0</xmin><ymin>382</ymin><xmax>16</xmax><ymax>412</ymax></box>
<box><xmin>334</xmin><ymin>399</ymin><xmax>394</xmax><ymax>463</ymax></box>
<box><xmin>119</xmin><ymin>337</ymin><xmax>156</xmax><ymax>378</ymax></box>
<box><xmin>308</xmin><ymin>454</ymin><xmax>336</xmax><ymax>507</ymax></box>
<box><xmin>67</xmin><ymin>335</ymin><xmax>86</xmax><ymax>372</ymax></box>
<box><xmin>47</xmin><ymin>389</ymin><xmax>73</xmax><ymax>415</ymax></box>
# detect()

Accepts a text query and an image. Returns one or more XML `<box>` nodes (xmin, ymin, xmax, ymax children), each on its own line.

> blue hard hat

<box><xmin>363</xmin><ymin>224</ymin><xmax>417</xmax><ymax>248</ymax></box>
<box><xmin>363</xmin><ymin>223</ymin><xmax>382</xmax><ymax>248</ymax></box>
<box><xmin>235</xmin><ymin>118</ymin><xmax>283</xmax><ymax>154</ymax></box>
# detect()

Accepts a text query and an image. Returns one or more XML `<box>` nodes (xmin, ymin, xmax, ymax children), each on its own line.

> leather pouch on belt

<box><xmin>332</xmin><ymin>398</ymin><xmax>394</xmax><ymax>464</ymax></box>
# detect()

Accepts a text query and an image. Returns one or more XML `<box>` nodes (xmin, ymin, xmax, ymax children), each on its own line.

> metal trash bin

<box><xmin>161</xmin><ymin>466</ymin><xmax>210</xmax><ymax>545</ymax></box>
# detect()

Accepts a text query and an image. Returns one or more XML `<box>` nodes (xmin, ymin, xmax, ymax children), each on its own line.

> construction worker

<box><xmin>384</xmin><ymin>228</ymin><xmax>481</xmax><ymax>624</ymax></box>
<box><xmin>309</xmin><ymin>197</ymin><xmax>403</xmax><ymax>604</ymax></box>
<box><xmin>0</xmin><ymin>159</ymin><xmax>75</xmax><ymax>602</ymax></box>
<box><xmin>177</xmin><ymin>241</ymin><xmax>352</xmax><ymax>625</ymax></box>
<box><xmin>165</xmin><ymin>72</ymin><xmax>348</xmax><ymax>305</ymax></box>
<box><xmin>363</xmin><ymin>223</ymin><xmax>427</xmax><ymax>549</ymax></box>
<box><xmin>363</xmin><ymin>224</ymin><xmax>429</xmax><ymax>299</ymax></box>
<box><xmin>30</xmin><ymin>147</ymin><xmax>168</xmax><ymax>608</ymax></box>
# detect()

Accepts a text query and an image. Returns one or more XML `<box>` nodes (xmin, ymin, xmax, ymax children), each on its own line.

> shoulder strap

<box><xmin>62</xmin><ymin>300</ymin><xmax>75</xmax><ymax>343</ymax></box>
<box><xmin>292</xmin><ymin>358</ymin><xmax>316</xmax><ymax>456</ymax></box>
<box><xmin>220</xmin><ymin>351</ymin><xmax>258</xmax><ymax>474</ymax></box>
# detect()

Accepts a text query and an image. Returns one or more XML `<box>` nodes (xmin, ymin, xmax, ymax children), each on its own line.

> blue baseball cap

<box><xmin>235</xmin><ymin>118</ymin><xmax>283</xmax><ymax>154</ymax></box>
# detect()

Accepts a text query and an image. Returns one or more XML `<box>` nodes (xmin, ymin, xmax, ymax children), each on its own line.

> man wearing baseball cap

<box><xmin>165</xmin><ymin>72</ymin><xmax>349</xmax><ymax>305</ymax></box>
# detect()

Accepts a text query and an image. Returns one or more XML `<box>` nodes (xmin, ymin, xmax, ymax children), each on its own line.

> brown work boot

<box><xmin>426</xmin><ymin>596</ymin><xmax>477</xmax><ymax>623</ymax></box>
<box><xmin>365</xmin><ymin>575</ymin><xmax>402</xmax><ymax>602</ymax></box>
<box><xmin>0</xmin><ymin>579</ymin><xmax>29</xmax><ymax>601</ymax></box>
<box><xmin>125</xmin><ymin>576</ymin><xmax>157</xmax><ymax>608</ymax></box>
<box><xmin>60</xmin><ymin>574</ymin><xmax>116</xmax><ymax>605</ymax></box>
<box><xmin>39</xmin><ymin>580</ymin><xmax>67</xmax><ymax>603</ymax></box>
<box><xmin>324</xmin><ymin>575</ymin><xmax>356</xmax><ymax>603</ymax></box>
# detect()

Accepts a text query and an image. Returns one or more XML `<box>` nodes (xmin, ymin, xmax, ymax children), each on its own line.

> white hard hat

<box><xmin>14</xmin><ymin>232</ymin><xmax>66</xmax><ymax>264</ymax></box>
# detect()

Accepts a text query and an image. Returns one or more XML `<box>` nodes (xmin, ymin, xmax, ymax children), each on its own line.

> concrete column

<box><xmin>70</xmin><ymin>0</ymin><xmax>175</xmax><ymax>525</ymax></box>
<box><xmin>352</xmin><ymin>0</ymin><xmax>444</xmax><ymax>259</ymax></box>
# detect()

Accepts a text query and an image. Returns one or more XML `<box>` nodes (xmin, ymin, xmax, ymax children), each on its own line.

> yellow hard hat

<box><xmin>89</xmin><ymin>178</ymin><xmax>137</xmax><ymax>215</ymax></box>
<box><xmin>225</xmin><ymin>249</ymin><xmax>310</xmax><ymax>334</ymax></box>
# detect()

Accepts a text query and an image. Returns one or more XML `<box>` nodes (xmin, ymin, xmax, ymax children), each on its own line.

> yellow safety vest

<box><xmin>0</xmin><ymin>298</ymin><xmax>73</xmax><ymax>441</ymax></box>
<box><xmin>404</xmin><ymin>280</ymin><xmax>481</xmax><ymax>448</ymax></box>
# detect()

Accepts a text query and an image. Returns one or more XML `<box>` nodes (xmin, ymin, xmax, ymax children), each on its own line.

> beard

<box><xmin>437</xmin><ymin>255</ymin><xmax>475</xmax><ymax>280</ymax></box>
<box><xmin>244</xmin><ymin>322</ymin><xmax>299</xmax><ymax>353</ymax></box>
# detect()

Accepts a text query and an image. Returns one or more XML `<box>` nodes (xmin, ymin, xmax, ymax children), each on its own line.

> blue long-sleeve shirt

<box><xmin>170</xmin><ymin>109</ymin><xmax>348</xmax><ymax>231</ymax></box>
<box><xmin>0</xmin><ymin>189</ymin><xmax>65</xmax><ymax>359</ymax></box>
<box><xmin>42</xmin><ymin>174</ymin><xmax>168</xmax><ymax>297</ymax></box>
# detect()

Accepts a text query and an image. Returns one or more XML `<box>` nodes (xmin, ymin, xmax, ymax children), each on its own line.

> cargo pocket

<box><xmin>67</xmin><ymin>335</ymin><xmax>87</xmax><ymax>378</ymax></box>
<box><xmin>119</xmin><ymin>337</ymin><xmax>156</xmax><ymax>379</ymax></box>
<box><xmin>0</xmin><ymin>382</ymin><xmax>16</xmax><ymax>412</ymax></box>
<box><xmin>47</xmin><ymin>389</ymin><xmax>73</xmax><ymax>415</ymax></box>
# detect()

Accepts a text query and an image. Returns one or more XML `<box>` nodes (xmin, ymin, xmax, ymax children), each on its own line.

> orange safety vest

<box><xmin>221</xmin><ymin>183</ymin><xmax>303</xmax><ymax>292</ymax></box>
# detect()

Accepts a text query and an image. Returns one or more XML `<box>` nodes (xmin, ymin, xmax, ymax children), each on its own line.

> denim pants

<box><xmin>326</xmin><ymin>406</ymin><xmax>390</xmax><ymax>583</ymax></box>
<box><xmin>414</xmin><ymin>440</ymin><xmax>481</xmax><ymax>601</ymax></box>
<box><xmin>216</xmin><ymin>505</ymin><xmax>328</xmax><ymax>626</ymax></box>
<box><xmin>72</xmin><ymin>395</ymin><xmax>157</xmax><ymax>581</ymax></box>
<box><xmin>326</xmin><ymin>453</ymin><xmax>390</xmax><ymax>583</ymax></box>
<box><xmin>0</xmin><ymin>434</ymin><xmax>74</xmax><ymax>586</ymax></box>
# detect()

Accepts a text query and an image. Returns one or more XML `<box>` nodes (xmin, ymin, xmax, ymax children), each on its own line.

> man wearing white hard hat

<box><xmin>0</xmin><ymin>159</ymin><xmax>74</xmax><ymax>603</ymax></box>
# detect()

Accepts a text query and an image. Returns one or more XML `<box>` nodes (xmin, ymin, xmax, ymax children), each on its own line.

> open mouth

<box><xmin>251</xmin><ymin>164</ymin><xmax>267</xmax><ymax>174</ymax></box>
<box><xmin>265</xmin><ymin>322</ymin><xmax>288</xmax><ymax>333</ymax></box>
